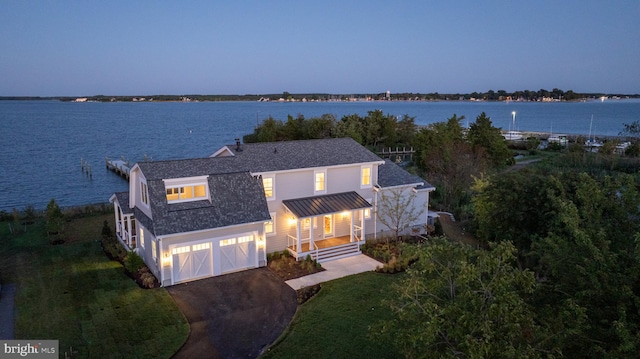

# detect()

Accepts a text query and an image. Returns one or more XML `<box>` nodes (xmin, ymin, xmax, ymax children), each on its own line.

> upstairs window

<box><xmin>314</xmin><ymin>170</ymin><xmax>326</xmax><ymax>194</ymax></box>
<box><xmin>361</xmin><ymin>166</ymin><xmax>372</xmax><ymax>188</ymax></box>
<box><xmin>262</xmin><ymin>176</ymin><xmax>274</xmax><ymax>200</ymax></box>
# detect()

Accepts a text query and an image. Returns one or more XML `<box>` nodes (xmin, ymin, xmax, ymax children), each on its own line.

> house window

<box><xmin>262</xmin><ymin>176</ymin><xmax>274</xmax><ymax>200</ymax></box>
<box><xmin>172</xmin><ymin>245</ymin><xmax>190</xmax><ymax>255</ymax></box>
<box><xmin>192</xmin><ymin>243</ymin><xmax>210</xmax><ymax>251</ymax></box>
<box><xmin>165</xmin><ymin>184</ymin><xmax>207</xmax><ymax>203</ymax></box>
<box><xmin>220</xmin><ymin>238</ymin><xmax>236</xmax><ymax>246</ymax></box>
<box><xmin>364</xmin><ymin>198</ymin><xmax>372</xmax><ymax>219</ymax></box>
<box><xmin>265</xmin><ymin>212</ymin><xmax>276</xmax><ymax>236</ymax></box>
<box><xmin>361</xmin><ymin>166</ymin><xmax>372</xmax><ymax>188</ymax></box>
<box><xmin>238</xmin><ymin>235</ymin><xmax>253</xmax><ymax>243</ymax></box>
<box><xmin>141</xmin><ymin>182</ymin><xmax>149</xmax><ymax>205</ymax></box>
<box><xmin>139</xmin><ymin>228</ymin><xmax>145</xmax><ymax>249</ymax></box>
<box><xmin>151</xmin><ymin>239</ymin><xmax>157</xmax><ymax>263</ymax></box>
<box><xmin>315</xmin><ymin>170</ymin><xmax>326</xmax><ymax>194</ymax></box>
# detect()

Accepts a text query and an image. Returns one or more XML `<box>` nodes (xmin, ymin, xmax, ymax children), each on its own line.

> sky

<box><xmin>1</xmin><ymin>0</ymin><xmax>639</xmax><ymax>96</ymax></box>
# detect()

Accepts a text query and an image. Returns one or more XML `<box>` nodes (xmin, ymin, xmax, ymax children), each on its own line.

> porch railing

<box><xmin>353</xmin><ymin>225</ymin><xmax>363</xmax><ymax>242</ymax></box>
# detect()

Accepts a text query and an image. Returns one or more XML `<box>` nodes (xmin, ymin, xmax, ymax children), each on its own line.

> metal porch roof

<box><xmin>282</xmin><ymin>191</ymin><xmax>372</xmax><ymax>218</ymax></box>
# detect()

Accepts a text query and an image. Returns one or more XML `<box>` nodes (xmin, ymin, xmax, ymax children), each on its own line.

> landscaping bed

<box><xmin>266</xmin><ymin>251</ymin><xmax>324</xmax><ymax>281</ymax></box>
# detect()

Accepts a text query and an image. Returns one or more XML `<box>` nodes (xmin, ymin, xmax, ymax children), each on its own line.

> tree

<box><xmin>414</xmin><ymin>114</ymin><xmax>486</xmax><ymax>212</ymax></box>
<box><xmin>467</xmin><ymin>112</ymin><xmax>513</xmax><ymax>167</ymax></box>
<box><xmin>375</xmin><ymin>187</ymin><xmax>424</xmax><ymax>242</ymax></box>
<box><xmin>472</xmin><ymin>163</ymin><xmax>640</xmax><ymax>357</ymax></box>
<box><xmin>45</xmin><ymin>198</ymin><xmax>65</xmax><ymax>241</ymax></box>
<box><xmin>619</xmin><ymin>120</ymin><xmax>640</xmax><ymax>141</ymax></box>
<box><xmin>376</xmin><ymin>239</ymin><xmax>544</xmax><ymax>358</ymax></box>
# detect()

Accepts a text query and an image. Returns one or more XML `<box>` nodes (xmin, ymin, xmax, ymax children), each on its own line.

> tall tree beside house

<box><xmin>375</xmin><ymin>239</ymin><xmax>545</xmax><ymax>358</ymax></box>
<box><xmin>375</xmin><ymin>187</ymin><xmax>423</xmax><ymax>242</ymax></box>
<box><xmin>414</xmin><ymin>114</ymin><xmax>486</xmax><ymax>213</ymax></box>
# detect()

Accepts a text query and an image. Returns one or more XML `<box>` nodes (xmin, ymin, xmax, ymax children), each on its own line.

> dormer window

<box><xmin>163</xmin><ymin>176</ymin><xmax>209</xmax><ymax>204</ymax></box>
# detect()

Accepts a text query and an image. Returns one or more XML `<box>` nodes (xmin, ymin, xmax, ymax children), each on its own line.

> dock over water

<box><xmin>105</xmin><ymin>158</ymin><xmax>130</xmax><ymax>180</ymax></box>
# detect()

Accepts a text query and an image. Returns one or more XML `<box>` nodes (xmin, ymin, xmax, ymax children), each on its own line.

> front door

<box><xmin>324</xmin><ymin>214</ymin><xmax>333</xmax><ymax>238</ymax></box>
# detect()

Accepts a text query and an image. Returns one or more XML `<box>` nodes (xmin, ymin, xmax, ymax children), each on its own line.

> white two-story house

<box><xmin>110</xmin><ymin>138</ymin><xmax>435</xmax><ymax>286</ymax></box>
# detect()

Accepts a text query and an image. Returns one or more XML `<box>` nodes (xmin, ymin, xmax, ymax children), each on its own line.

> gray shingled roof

<box><xmin>113</xmin><ymin>192</ymin><xmax>133</xmax><ymax>214</ymax></box>
<box><xmin>283</xmin><ymin>191</ymin><xmax>371</xmax><ymax>218</ymax></box>
<box><xmin>378</xmin><ymin>159</ymin><xmax>435</xmax><ymax>190</ymax></box>
<box><xmin>136</xmin><ymin>138</ymin><xmax>384</xmax><ymax>180</ymax></box>
<box><xmin>146</xmin><ymin>171</ymin><xmax>271</xmax><ymax>237</ymax></box>
<box><xmin>225</xmin><ymin>137</ymin><xmax>384</xmax><ymax>172</ymax></box>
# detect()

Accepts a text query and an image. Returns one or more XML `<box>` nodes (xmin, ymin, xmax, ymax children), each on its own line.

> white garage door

<box><xmin>172</xmin><ymin>242</ymin><xmax>213</xmax><ymax>284</ymax></box>
<box><xmin>220</xmin><ymin>235</ymin><xmax>256</xmax><ymax>273</ymax></box>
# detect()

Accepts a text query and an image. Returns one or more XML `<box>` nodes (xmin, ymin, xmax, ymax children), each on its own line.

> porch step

<box><xmin>314</xmin><ymin>242</ymin><xmax>361</xmax><ymax>263</ymax></box>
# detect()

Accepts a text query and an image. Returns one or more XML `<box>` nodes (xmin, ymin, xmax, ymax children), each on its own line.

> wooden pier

<box><xmin>105</xmin><ymin>157</ymin><xmax>131</xmax><ymax>180</ymax></box>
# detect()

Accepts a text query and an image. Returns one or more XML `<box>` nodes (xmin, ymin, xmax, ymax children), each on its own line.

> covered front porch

<box><xmin>282</xmin><ymin>191</ymin><xmax>371</xmax><ymax>262</ymax></box>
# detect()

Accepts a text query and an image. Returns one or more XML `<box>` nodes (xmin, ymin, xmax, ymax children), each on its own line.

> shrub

<box><xmin>124</xmin><ymin>252</ymin><xmax>145</xmax><ymax>274</ymax></box>
<box><xmin>270</xmin><ymin>251</ymin><xmax>281</xmax><ymax>261</ymax></box>
<box><xmin>139</xmin><ymin>267</ymin><xmax>157</xmax><ymax>289</ymax></box>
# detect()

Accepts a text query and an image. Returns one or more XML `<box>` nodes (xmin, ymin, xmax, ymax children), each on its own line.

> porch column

<box><xmin>361</xmin><ymin>209</ymin><xmax>366</xmax><ymax>242</ymax></box>
<box><xmin>113</xmin><ymin>203</ymin><xmax>120</xmax><ymax>236</ymax></box>
<box><xmin>309</xmin><ymin>217</ymin><xmax>315</xmax><ymax>251</ymax></box>
<box><xmin>126</xmin><ymin>215</ymin><xmax>132</xmax><ymax>247</ymax></box>
<box><xmin>350</xmin><ymin>211</ymin><xmax>354</xmax><ymax>242</ymax></box>
<box><xmin>296</xmin><ymin>220</ymin><xmax>302</xmax><ymax>259</ymax></box>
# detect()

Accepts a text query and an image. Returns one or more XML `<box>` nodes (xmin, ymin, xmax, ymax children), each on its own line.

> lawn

<box><xmin>262</xmin><ymin>271</ymin><xmax>403</xmax><ymax>359</ymax></box>
<box><xmin>0</xmin><ymin>213</ymin><xmax>189</xmax><ymax>358</ymax></box>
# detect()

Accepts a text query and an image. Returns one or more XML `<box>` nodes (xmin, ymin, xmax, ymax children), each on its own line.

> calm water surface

<box><xmin>1</xmin><ymin>99</ymin><xmax>638</xmax><ymax>211</ymax></box>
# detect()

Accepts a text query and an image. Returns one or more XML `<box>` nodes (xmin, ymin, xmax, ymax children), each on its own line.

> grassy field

<box><xmin>0</xmin><ymin>214</ymin><xmax>189</xmax><ymax>358</ymax></box>
<box><xmin>262</xmin><ymin>271</ymin><xmax>402</xmax><ymax>359</ymax></box>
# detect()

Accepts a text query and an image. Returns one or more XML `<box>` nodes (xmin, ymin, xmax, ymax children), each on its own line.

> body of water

<box><xmin>1</xmin><ymin>99</ymin><xmax>638</xmax><ymax>211</ymax></box>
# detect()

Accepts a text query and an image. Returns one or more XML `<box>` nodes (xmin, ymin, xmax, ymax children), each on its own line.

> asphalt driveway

<box><xmin>167</xmin><ymin>267</ymin><xmax>297</xmax><ymax>359</ymax></box>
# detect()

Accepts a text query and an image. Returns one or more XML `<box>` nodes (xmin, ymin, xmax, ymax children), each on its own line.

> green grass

<box><xmin>262</xmin><ymin>271</ymin><xmax>402</xmax><ymax>359</ymax></box>
<box><xmin>0</xmin><ymin>214</ymin><xmax>189</xmax><ymax>358</ymax></box>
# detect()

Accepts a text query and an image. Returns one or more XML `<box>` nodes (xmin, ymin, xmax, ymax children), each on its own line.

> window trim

<box><xmin>151</xmin><ymin>239</ymin><xmax>157</xmax><ymax>263</ymax></box>
<box><xmin>314</xmin><ymin>169</ymin><xmax>327</xmax><ymax>194</ymax></box>
<box><xmin>364</xmin><ymin>198</ymin><xmax>372</xmax><ymax>219</ymax></box>
<box><xmin>361</xmin><ymin>165</ymin><xmax>373</xmax><ymax>189</ymax></box>
<box><xmin>139</xmin><ymin>228</ymin><xmax>145</xmax><ymax>249</ymax></box>
<box><xmin>140</xmin><ymin>181</ymin><xmax>149</xmax><ymax>207</ymax></box>
<box><xmin>262</xmin><ymin>174</ymin><xmax>275</xmax><ymax>201</ymax></box>
<box><xmin>163</xmin><ymin>178</ymin><xmax>210</xmax><ymax>204</ymax></box>
<box><xmin>265</xmin><ymin>212</ymin><xmax>276</xmax><ymax>236</ymax></box>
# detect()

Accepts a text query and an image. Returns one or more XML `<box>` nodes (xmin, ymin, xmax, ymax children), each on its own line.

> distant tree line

<box><xmin>3</xmin><ymin>88</ymin><xmax>638</xmax><ymax>102</ymax></box>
